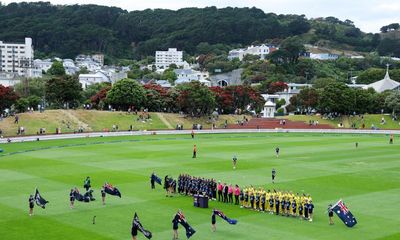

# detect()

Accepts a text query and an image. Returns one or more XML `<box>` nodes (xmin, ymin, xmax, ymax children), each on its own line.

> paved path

<box><xmin>156</xmin><ymin>112</ymin><xmax>174</xmax><ymax>129</ymax></box>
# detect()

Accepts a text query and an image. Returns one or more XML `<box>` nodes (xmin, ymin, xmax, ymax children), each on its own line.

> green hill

<box><xmin>0</xmin><ymin>2</ymin><xmax>393</xmax><ymax>60</ymax></box>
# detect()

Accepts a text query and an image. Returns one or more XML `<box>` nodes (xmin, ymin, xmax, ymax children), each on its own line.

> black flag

<box><xmin>104</xmin><ymin>184</ymin><xmax>122</xmax><ymax>198</ymax></box>
<box><xmin>34</xmin><ymin>188</ymin><xmax>48</xmax><ymax>209</ymax></box>
<box><xmin>212</xmin><ymin>209</ymin><xmax>238</xmax><ymax>225</ymax></box>
<box><xmin>151</xmin><ymin>174</ymin><xmax>162</xmax><ymax>185</ymax></box>
<box><xmin>132</xmin><ymin>212</ymin><xmax>152</xmax><ymax>239</ymax></box>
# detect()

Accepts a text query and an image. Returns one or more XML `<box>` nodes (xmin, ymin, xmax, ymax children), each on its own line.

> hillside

<box><xmin>0</xmin><ymin>2</ymin><xmax>392</xmax><ymax>60</ymax></box>
<box><xmin>0</xmin><ymin>110</ymin><xmax>249</xmax><ymax>137</ymax></box>
<box><xmin>1</xmin><ymin>110</ymin><xmax>400</xmax><ymax>137</ymax></box>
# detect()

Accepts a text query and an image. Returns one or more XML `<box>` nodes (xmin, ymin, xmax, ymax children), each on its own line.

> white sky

<box><xmin>2</xmin><ymin>0</ymin><xmax>400</xmax><ymax>33</ymax></box>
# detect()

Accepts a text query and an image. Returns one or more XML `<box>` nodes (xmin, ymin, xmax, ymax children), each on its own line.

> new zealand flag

<box><xmin>131</xmin><ymin>212</ymin><xmax>152</xmax><ymax>239</ymax></box>
<box><xmin>34</xmin><ymin>188</ymin><xmax>49</xmax><ymax>209</ymax></box>
<box><xmin>332</xmin><ymin>200</ymin><xmax>357</xmax><ymax>227</ymax></box>
<box><xmin>212</xmin><ymin>209</ymin><xmax>238</xmax><ymax>225</ymax></box>
<box><xmin>104</xmin><ymin>184</ymin><xmax>122</xmax><ymax>198</ymax></box>
<box><xmin>151</xmin><ymin>174</ymin><xmax>162</xmax><ymax>185</ymax></box>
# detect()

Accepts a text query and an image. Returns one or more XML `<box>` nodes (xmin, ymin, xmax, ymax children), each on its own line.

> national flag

<box><xmin>332</xmin><ymin>199</ymin><xmax>357</xmax><ymax>227</ymax></box>
<box><xmin>131</xmin><ymin>212</ymin><xmax>152</xmax><ymax>239</ymax></box>
<box><xmin>34</xmin><ymin>188</ymin><xmax>48</xmax><ymax>209</ymax></box>
<box><xmin>212</xmin><ymin>209</ymin><xmax>238</xmax><ymax>225</ymax></box>
<box><xmin>104</xmin><ymin>184</ymin><xmax>122</xmax><ymax>198</ymax></box>
<box><xmin>177</xmin><ymin>213</ymin><xmax>196</xmax><ymax>239</ymax></box>
<box><xmin>151</xmin><ymin>174</ymin><xmax>162</xmax><ymax>185</ymax></box>
<box><xmin>73</xmin><ymin>189</ymin><xmax>95</xmax><ymax>202</ymax></box>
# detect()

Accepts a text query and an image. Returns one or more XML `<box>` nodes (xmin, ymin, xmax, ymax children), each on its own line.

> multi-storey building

<box><xmin>155</xmin><ymin>48</ymin><xmax>184</xmax><ymax>69</ymax></box>
<box><xmin>0</xmin><ymin>38</ymin><xmax>34</xmax><ymax>76</ymax></box>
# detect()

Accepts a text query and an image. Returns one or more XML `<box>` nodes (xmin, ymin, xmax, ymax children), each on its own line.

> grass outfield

<box><xmin>0</xmin><ymin>133</ymin><xmax>399</xmax><ymax>240</ymax></box>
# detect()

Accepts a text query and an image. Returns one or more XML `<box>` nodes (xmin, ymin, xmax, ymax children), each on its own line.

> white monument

<box><xmin>263</xmin><ymin>100</ymin><xmax>276</xmax><ymax>118</ymax></box>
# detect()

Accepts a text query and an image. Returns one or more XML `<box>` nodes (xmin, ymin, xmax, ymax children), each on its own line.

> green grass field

<box><xmin>0</xmin><ymin>133</ymin><xmax>399</xmax><ymax>240</ymax></box>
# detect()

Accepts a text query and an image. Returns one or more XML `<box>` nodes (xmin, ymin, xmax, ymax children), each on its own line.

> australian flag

<box><xmin>34</xmin><ymin>188</ymin><xmax>49</xmax><ymax>209</ymax></box>
<box><xmin>104</xmin><ymin>184</ymin><xmax>122</xmax><ymax>198</ymax></box>
<box><xmin>151</xmin><ymin>174</ymin><xmax>162</xmax><ymax>185</ymax></box>
<box><xmin>332</xmin><ymin>199</ymin><xmax>357</xmax><ymax>227</ymax></box>
<box><xmin>131</xmin><ymin>212</ymin><xmax>152</xmax><ymax>239</ymax></box>
<box><xmin>213</xmin><ymin>209</ymin><xmax>238</xmax><ymax>225</ymax></box>
<box><xmin>177</xmin><ymin>213</ymin><xmax>196</xmax><ymax>239</ymax></box>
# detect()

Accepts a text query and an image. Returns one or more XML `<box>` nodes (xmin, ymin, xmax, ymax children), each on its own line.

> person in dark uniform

<box><xmin>222</xmin><ymin>183</ymin><xmax>228</xmax><ymax>203</ymax></box>
<box><xmin>244</xmin><ymin>189</ymin><xmax>249</xmax><ymax>209</ymax></box>
<box><xmin>355</xmin><ymin>142</ymin><xmax>358</xmax><ymax>148</ymax></box>
<box><xmin>101</xmin><ymin>187</ymin><xmax>106</xmax><ymax>205</ymax></box>
<box><xmin>131</xmin><ymin>221</ymin><xmax>138</xmax><ymax>240</ymax></box>
<box><xmin>164</xmin><ymin>175</ymin><xmax>170</xmax><ymax>197</ymax></box>
<box><xmin>191</xmin><ymin>130</ymin><xmax>195</xmax><ymax>139</ymax></box>
<box><xmin>192</xmin><ymin>145</ymin><xmax>197</xmax><ymax>158</ymax></box>
<box><xmin>304</xmin><ymin>200</ymin><xmax>309</xmax><ymax>220</ymax></box>
<box><xmin>281</xmin><ymin>197</ymin><xmax>286</xmax><ymax>216</ymax></box>
<box><xmin>328</xmin><ymin>204</ymin><xmax>334</xmax><ymax>225</ymax></box>
<box><xmin>232</xmin><ymin>155</ymin><xmax>237</xmax><ymax>169</ymax></box>
<box><xmin>172</xmin><ymin>210</ymin><xmax>182</xmax><ymax>240</ymax></box>
<box><xmin>390</xmin><ymin>134</ymin><xmax>394</xmax><ymax>144</ymax></box>
<box><xmin>272</xmin><ymin>168</ymin><xmax>276</xmax><ymax>183</ymax></box>
<box><xmin>261</xmin><ymin>192</ymin><xmax>266</xmax><ymax>212</ymax></box>
<box><xmin>309</xmin><ymin>200</ymin><xmax>314</xmax><ymax>222</ymax></box>
<box><xmin>275</xmin><ymin>195</ymin><xmax>280</xmax><ymax>215</ymax></box>
<box><xmin>211</xmin><ymin>209</ymin><xmax>216</xmax><ymax>232</ymax></box>
<box><xmin>29</xmin><ymin>195</ymin><xmax>34</xmax><ymax>216</ymax></box>
<box><xmin>150</xmin><ymin>172</ymin><xmax>155</xmax><ymax>189</ymax></box>
<box><xmin>83</xmin><ymin>176</ymin><xmax>91</xmax><ymax>191</ymax></box>
<box><xmin>69</xmin><ymin>189</ymin><xmax>75</xmax><ymax>209</ymax></box>
<box><xmin>275</xmin><ymin>147</ymin><xmax>280</xmax><ymax>157</ymax></box>
<box><xmin>255</xmin><ymin>191</ymin><xmax>260</xmax><ymax>211</ymax></box>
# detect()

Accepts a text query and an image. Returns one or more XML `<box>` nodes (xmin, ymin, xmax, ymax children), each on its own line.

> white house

<box><xmin>79</xmin><ymin>72</ymin><xmax>110</xmax><ymax>89</ymax></box>
<box><xmin>309</xmin><ymin>53</ymin><xmax>339</xmax><ymax>60</ymax></box>
<box><xmin>228</xmin><ymin>44</ymin><xmax>278</xmax><ymax>61</ymax></box>
<box><xmin>155</xmin><ymin>48</ymin><xmax>187</xmax><ymax>69</ymax></box>
<box><xmin>33</xmin><ymin>59</ymin><xmax>52</xmax><ymax>73</ymax></box>
<box><xmin>0</xmin><ymin>37</ymin><xmax>34</xmax><ymax>76</ymax></box>
<box><xmin>174</xmin><ymin>69</ymin><xmax>210</xmax><ymax>82</ymax></box>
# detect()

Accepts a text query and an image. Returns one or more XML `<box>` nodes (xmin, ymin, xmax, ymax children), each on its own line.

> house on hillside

<box><xmin>79</xmin><ymin>72</ymin><xmax>110</xmax><ymax>89</ymax></box>
<box><xmin>228</xmin><ymin>44</ymin><xmax>278</xmax><ymax>61</ymax></box>
<box><xmin>155</xmin><ymin>48</ymin><xmax>189</xmax><ymax>70</ymax></box>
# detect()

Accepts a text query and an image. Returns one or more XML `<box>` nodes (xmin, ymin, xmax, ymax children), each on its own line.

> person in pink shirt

<box><xmin>234</xmin><ymin>185</ymin><xmax>240</xmax><ymax>205</ymax></box>
<box><xmin>217</xmin><ymin>181</ymin><xmax>223</xmax><ymax>202</ymax></box>
<box><xmin>228</xmin><ymin>184</ymin><xmax>233</xmax><ymax>203</ymax></box>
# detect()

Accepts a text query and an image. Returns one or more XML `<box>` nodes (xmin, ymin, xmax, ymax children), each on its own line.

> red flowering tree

<box><xmin>268</xmin><ymin>81</ymin><xmax>288</xmax><ymax>94</ymax></box>
<box><xmin>143</xmin><ymin>83</ymin><xmax>170</xmax><ymax>111</ymax></box>
<box><xmin>210</xmin><ymin>86</ymin><xmax>234</xmax><ymax>113</ymax></box>
<box><xmin>90</xmin><ymin>86</ymin><xmax>111</xmax><ymax>109</ymax></box>
<box><xmin>0</xmin><ymin>84</ymin><xmax>19</xmax><ymax>111</ymax></box>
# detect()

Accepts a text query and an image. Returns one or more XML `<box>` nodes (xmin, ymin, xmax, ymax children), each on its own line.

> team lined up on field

<box><xmin>240</xmin><ymin>188</ymin><xmax>314</xmax><ymax>221</ymax></box>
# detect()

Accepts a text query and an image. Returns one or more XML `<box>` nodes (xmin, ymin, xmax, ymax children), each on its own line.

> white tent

<box><xmin>363</xmin><ymin>66</ymin><xmax>400</xmax><ymax>93</ymax></box>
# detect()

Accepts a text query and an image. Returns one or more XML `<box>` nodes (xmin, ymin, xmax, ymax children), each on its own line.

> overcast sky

<box><xmin>2</xmin><ymin>0</ymin><xmax>400</xmax><ymax>33</ymax></box>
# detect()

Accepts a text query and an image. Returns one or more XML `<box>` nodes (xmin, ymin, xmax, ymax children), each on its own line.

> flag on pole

<box><xmin>332</xmin><ymin>199</ymin><xmax>357</xmax><ymax>227</ymax></box>
<box><xmin>151</xmin><ymin>174</ymin><xmax>162</xmax><ymax>185</ymax></box>
<box><xmin>212</xmin><ymin>209</ymin><xmax>238</xmax><ymax>225</ymax></box>
<box><xmin>131</xmin><ymin>212</ymin><xmax>152</xmax><ymax>239</ymax></box>
<box><xmin>175</xmin><ymin>213</ymin><xmax>196</xmax><ymax>239</ymax></box>
<box><xmin>34</xmin><ymin>188</ymin><xmax>49</xmax><ymax>209</ymax></box>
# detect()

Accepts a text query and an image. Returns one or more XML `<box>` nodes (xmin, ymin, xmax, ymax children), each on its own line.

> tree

<box><xmin>15</xmin><ymin>98</ymin><xmax>29</xmax><ymax>113</ymax></box>
<box><xmin>143</xmin><ymin>83</ymin><xmax>170</xmax><ymax>111</ymax></box>
<box><xmin>0</xmin><ymin>85</ymin><xmax>19</xmax><ymax>111</ymax></box>
<box><xmin>161</xmin><ymin>68</ymin><xmax>177</xmax><ymax>84</ymax></box>
<box><xmin>312</xmin><ymin>78</ymin><xmax>337</xmax><ymax>89</ymax></box>
<box><xmin>45</xmin><ymin>75</ymin><xmax>82</xmax><ymax>108</ymax></box>
<box><xmin>90</xmin><ymin>86</ymin><xmax>111</xmax><ymax>109</ymax></box>
<box><xmin>357</xmin><ymin>68</ymin><xmax>385</xmax><ymax>84</ymax></box>
<box><xmin>83</xmin><ymin>82</ymin><xmax>111</xmax><ymax>101</ymax></box>
<box><xmin>47</xmin><ymin>61</ymin><xmax>66</xmax><ymax>76</ymax></box>
<box><xmin>106</xmin><ymin>79</ymin><xmax>146</xmax><ymax>110</ymax></box>
<box><xmin>176</xmin><ymin>81</ymin><xmax>216</xmax><ymax>116</ymax></box>
<box><xmin>385</xmin><ymin>91</ymin><xmax>400</xmax><ymax>114</ymax></box>
<box><xmin>296</xmin><ymin>87</ymin><xmax>319</xmax><ymax>113</ymax></box>
<box><xmin>268</xmin><ymin>81</ymin><xmax>288</xmax><ymax>94</ymax></box>
<box><xmin>14</xmin><ymin>78</ymin><xmax>46</xmax><ymax>98</ymax></box>
<box><xmin>317</xmin><ymin>82</ymin><xmax>353</xmax><ymax>114</ymax></box>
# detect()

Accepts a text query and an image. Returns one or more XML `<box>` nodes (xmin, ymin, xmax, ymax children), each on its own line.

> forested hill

<box><xmin>0</xmin><ymin>2</ymin><xmax>397</xmax><ymax>59</ymax></box>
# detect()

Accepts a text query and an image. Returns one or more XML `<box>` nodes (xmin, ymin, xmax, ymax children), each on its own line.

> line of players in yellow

<box><xmin>240</xmin><ymin>187</ymin><xmax>314</xmax><ymax>222</ymax></box>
